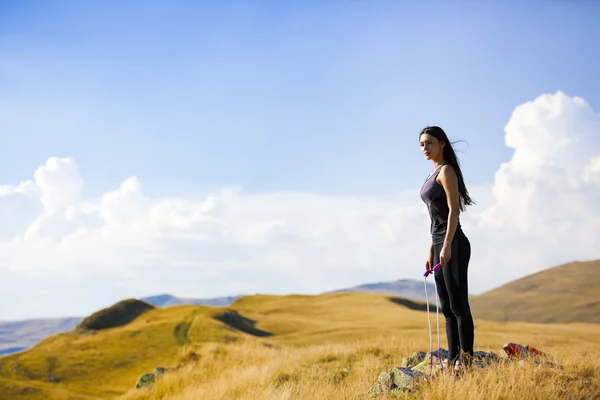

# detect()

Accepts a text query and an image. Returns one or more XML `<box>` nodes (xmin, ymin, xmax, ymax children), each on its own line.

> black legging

<box><xmin>433</xmin><ymin>230</ymin><xmax>474</xmax><ymax>361</ymax></box>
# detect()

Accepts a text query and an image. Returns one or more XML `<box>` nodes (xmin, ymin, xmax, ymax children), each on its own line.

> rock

<box><xmin>400</xmin><ymin>351</ymin><xmax>427</xmax><ymax>368</ymax></box>
<box><xmin>429</xmin><ymin>348</ymin><xmax>450</xmax><ymax>360</ymax></box>
<box><xmin>366</xmin><ymin>343</ymin><xmax>556</xmax><ymax>397</ymax></box>
<box><xmin>366</xmin><ymin>371</ymin><xmax>393</xmax><ymax>397</ymax></box>
<box><xmin>366</xmin><ymin>367</ymin><xmax>425</xmax><ymax>397</ymax></box>
<box><xmin>135</xmin><ymin>366</ymin><xmax>171</xmax><ymax>389</ymax></box>
<box><xmin>501</xmin><ymin>343</ymin><xmax>546</xmax><ymax>359</ymax></box>
<box><xmin>390</xmin><ymin>367</ymin><xmax>425</xmax><ymax>392</ymax></box>
<box><xmin>502</xmin><ymin>343</ymin><xmax>561</xmax><ymax>369</ymax></box>
<box><xmin>413</xmin><ymin>353</ymin><xmax>445</xmax><ymax>375</ymax></box>
<box><xmin>472</xmin><ymin>351</ymin><xmax>499</xmax><ymax>369</ymax></box>
<box><xmin>136</xmin><ymin>373</ymin><xmax>156</xmax><ymax>389</ymax></box>
<box><xmin>474</xmin><ymin>350</ymin><xmax>498</xmax><ymax>361</ymax></box>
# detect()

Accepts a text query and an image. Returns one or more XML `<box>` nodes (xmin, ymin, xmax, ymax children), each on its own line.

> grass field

<box><xmin>119</xmin><ymin>333</ymin><xmax>600</xmax><ymax>400</ymax></box>
<box><xmin>1</xmin><ymin>291</ymin><xmax>599</xmax><ymax>399</ymax></box>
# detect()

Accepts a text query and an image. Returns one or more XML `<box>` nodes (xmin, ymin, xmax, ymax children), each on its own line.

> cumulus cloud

<box><xmin>1</xmin><ymin>91</ymin><xmax>599</xmax><ymax>320</ymax></box>
<box><xmin>475</xmin><ymin>92</ymin><xmax>600</xmax><ymax>280</ymax></box>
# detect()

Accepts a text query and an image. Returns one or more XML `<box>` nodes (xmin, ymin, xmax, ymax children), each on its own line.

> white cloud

<box><xmin>473</xmin><ymin>91</ymin><xmax>600</xmax><ymax>283</ymax></box>
<box><xmin>34</xmin><ymin>157</ymin><xmax>84</xmax><ymax>212</ymax></box>
<box><xmin>479</xmin><ymin>92</ymin><xmax>600</xmax><ymax>237</ymax></box>
<box><xmin>1</xmin><ymin>91</ymin><xmax>599</xmax><ymax>320</ymax></box>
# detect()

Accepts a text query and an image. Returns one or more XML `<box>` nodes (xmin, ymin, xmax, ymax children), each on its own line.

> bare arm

<box><xmin>438</xmin><ymin>165</ymin><xmax>461</xmax><ymax>246</ymax></box>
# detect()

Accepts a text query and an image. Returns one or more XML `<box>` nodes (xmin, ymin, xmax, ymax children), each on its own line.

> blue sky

<box><xmin>3</xmin><ymin>1</ymin><xmax>599</xmax><ymax>196</ymax></box>
<box><xmin>2</xmin><ymin>1</ymin><xmax>600</xmax><ymax>320</ymax></box>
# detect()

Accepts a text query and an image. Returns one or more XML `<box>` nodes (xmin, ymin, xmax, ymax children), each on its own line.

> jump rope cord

<box><xmin>434</xmin><ymin>278</ymin><xmax>444</xmax><ymax>370</ymax></box>
<box><xmin>424</xmin><ymin>270</ymin><xmax>445</xmax><ymax>377</ymax></box>
<box><xmin>424</xmin><ymin>277</ymin><xmax>433</xmax><ymax>375</ymax></box>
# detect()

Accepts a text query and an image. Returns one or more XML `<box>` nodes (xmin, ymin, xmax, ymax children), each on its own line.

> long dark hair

<box><xmin>419</xmin><ymin>126</ymin><xmax>475</xmax><ymax>211</ymax></box>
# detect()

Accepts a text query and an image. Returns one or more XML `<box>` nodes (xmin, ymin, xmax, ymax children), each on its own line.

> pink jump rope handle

<box><xmin>423</xmin><ymin>263</ymin><xmax>441</xmax><ymax>277</ymax></box>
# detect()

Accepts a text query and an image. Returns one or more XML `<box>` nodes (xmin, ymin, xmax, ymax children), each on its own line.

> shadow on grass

<box><xmin>213</xmin><ymin>310</ymin><xmax>273</xmax><ymax>337</ymax></box>
<box><xmin>387</xmin><ymin>297</ymin><xmax>430</xmax><ymax>312</ymax></box>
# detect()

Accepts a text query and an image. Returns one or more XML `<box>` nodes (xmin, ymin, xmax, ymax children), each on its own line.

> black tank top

<box><xmin>420</xmin><ymin>164</ymin><xmax>462</xmax><ymax>245</ymax></box>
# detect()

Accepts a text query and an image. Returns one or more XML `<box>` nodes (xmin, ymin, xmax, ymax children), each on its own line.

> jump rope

<box><xmin>423</xmin><ymin>263</ymin><xmax>445</xmax><ymax>375</ymax></box>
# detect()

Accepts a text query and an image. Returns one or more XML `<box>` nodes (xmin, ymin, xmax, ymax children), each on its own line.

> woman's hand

<box><xmin>440</xmin><ymin>244</ymin><xmax>451</xmax><ymax>267</ymax></box>
<box><xmin>425</xmin><ymin>242</ymin><xmax>434</xmax><ymax>272</ymax></box>
<box><xmin>425</xmin><ymin>250</ymin><xmax>434</xmax><ymax>272</ymax></box>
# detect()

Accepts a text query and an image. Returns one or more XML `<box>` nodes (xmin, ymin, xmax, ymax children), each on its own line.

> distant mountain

<box><xmin>0</xmin><ymin>346</ymin><xmax>28</xmax><ymax>356</ymax></box>
<box><xmin>470</xmin><ymin>259</ymin><xmax>600</xmax><ymax>323</ymax></box>
<box><xmin>0</xmin><ymin>317</ymin><xmax>82</xmax><ymax>355</ymax></box>
<box><xmin>141</xmin><ymin>294</ymin><xmax>241</xmax><ymax>307</ymax></box>
<box><xmin>327</xmin><ymin>279</ymin><xmax>437</xmax><ymax>304</ymax></box>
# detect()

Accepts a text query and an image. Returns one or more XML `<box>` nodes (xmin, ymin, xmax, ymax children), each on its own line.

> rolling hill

<box><xmin>0</xmin><ymin>289</ymin><xmax>599</xmax><ymax>400</ymax></box>
<box><xmin>0</xmin><ymin>293</ymin><xmax>416</xmax><ymax>400</ymax></box>
<box><xmin>470</xmin><ymin>259</ymin><xmax>600</xmax><ymax>323</ymax></box>
<box><xmin>0</xmin><ymin>298</ymin><xmax>236</xmax><ymax>400</ymax></box>
<box><xmin>0</xmin><ymin>280</ymin><xmax>432</xmax><ymax>357</ymax></box>
<box><xmin>1</xmin><ymin>258</ymin><xmax>598</xmax><ymax>398</ymax></box>
<box><xmin>0</xmin><ymin>294</ymin><xmax>242</xmax><ymax>357</ymax></box>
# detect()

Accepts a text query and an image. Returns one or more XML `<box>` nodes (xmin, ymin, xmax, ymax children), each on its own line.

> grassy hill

<box><xmin>470</xmin><ymin>259</ymin><xmax>600</xmax><ymax>323</ymax></box>
<box><xmin>0</xmin><ymin>290</ymin><xmax>599</xmax><ymax>400</ymax></box>
<box><xmin>0</xmin><ymin>298</ymin><xmax>241</xmax><ymax>400</ymax></box>
<box><xmin>0</xmin><ymin>280</ymin><xmax>433</xmax><ymax>357</ymax></box>
<box><xmin>0</xmin><ymin>294</ymin><xmax>240</xmax><ymax>357</ymax></box>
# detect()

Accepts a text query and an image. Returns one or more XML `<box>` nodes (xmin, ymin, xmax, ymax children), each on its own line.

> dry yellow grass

<box><xmin>121</xmin><ymin>292</ymin><xmax>600</xmax><ymax>399</ymax></box>
<box><xmin>118</xmin><ymin>329</ymin><xmax>600</xmax><ymax>400</ymax></box>
<box><xmin>1</xmin><ymin>291</ymin><xmax>599</xmax><ymax>400</ymax></box>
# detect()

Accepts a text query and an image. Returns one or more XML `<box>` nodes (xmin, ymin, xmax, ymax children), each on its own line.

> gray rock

<box><xmin>366</xmin><ymin>344</ymin><xmax>556</xmax><ymax>397</ymax></box>
<box><xmin>400</xmin><ymin>351</ymin><xmax>427</xmax><ymax>368</ymax></box>
<box><xmin>366</xmin><ymin>367</ymin><xmax>425</xmax><ymax>397</ymax></box>
<box><xmin>361</xmin><ymin>348</ymin><xmax>510</xmax><ymax>398</ymax></box>
<box><xmin>413</xmin><ymin>354</ymin><xmax>445</xmax><ymax>375</ymax></box>
<box><xmin>473</xmin><ymin>351</ymin><xmax>499</xmax><ymax>368</ymax></box>
<box><xmin>365</xmin><ymin>371</ymin><xmax>393</xmax><ymax>397</ymax></box>
<box><xmin>135</xmin><ymin>366</ymin><xmax>170</xmax><ymax>389</ymax></box>
<box><xmin>428</xmin><ymin>348</ymin><xmax>450</xmax><ymax>360</ymax></box>
<box><xmin>136</xmin><ymin>373</ymin><xmax>156</xmax><ymax>389</ymax></box>
<box><xmin>391</xmin><ymin>367</ymin><xmax>425</xmax><ymax>391</ymax></box>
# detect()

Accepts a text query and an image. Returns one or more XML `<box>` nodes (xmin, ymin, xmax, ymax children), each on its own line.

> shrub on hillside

<box><xmin>76</xmin><ymin>299</ymin><xmax>155</xmax><ymax>331</ymax></box>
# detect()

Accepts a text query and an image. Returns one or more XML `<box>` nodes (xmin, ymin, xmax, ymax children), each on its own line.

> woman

<box><xmin>418</xmin><ymin>126</ymin><xmax>475</xmax><ymax>373</ymax></box>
